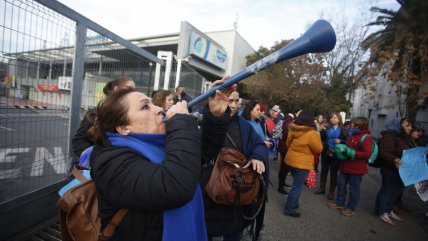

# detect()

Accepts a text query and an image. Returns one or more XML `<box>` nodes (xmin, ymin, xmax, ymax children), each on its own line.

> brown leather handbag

<box><xmin>58</xmin><ymin>165</ymin><xmax>127</xmax><ymax>241</ymax></box>
<box><xmin>205</xmin><ymin>133</ymin><xmax>261</xmax><ymax>206</ymax></box>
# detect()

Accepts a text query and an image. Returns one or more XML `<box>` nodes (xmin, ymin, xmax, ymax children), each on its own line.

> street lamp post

<box><xmin>147</xmin><ymin>62</ymin><xmax>153</xmax><ymax>96</ymax></box>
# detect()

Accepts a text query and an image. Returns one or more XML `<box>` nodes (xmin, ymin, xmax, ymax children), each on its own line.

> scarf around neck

<box><xmin>107</xmin><ymin>132</ymin><xmax>207</xmax><ymax>241</ymax></box>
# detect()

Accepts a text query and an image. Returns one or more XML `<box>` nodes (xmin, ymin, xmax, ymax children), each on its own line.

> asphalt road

<box><xmin>0</xmin><ymin>107</ymin><xmax>70</xmax><ymax>203</ymax></box>
<box><xmin>252</xmin><ymin>157</ymin><xmax>428</xmax><ymax>241</ymax></box>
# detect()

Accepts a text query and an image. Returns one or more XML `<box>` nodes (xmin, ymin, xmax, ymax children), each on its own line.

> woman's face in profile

<box><xmin>411</xmin><ymin>130</ymin><xmax>419</xmax><ymax>139</ymax></box>
<box><xmin>250</xmin><ymin>104</ymin><xmax>261</xmax><ymax>120</ymax></box>
<box><xmin>401</xmin><ymin>120</ymin><xmax>412</xmax><ymax>135</ymax></box>
<box><xmin>123</xmin><ymin>92</ymin><xmax>166</xmax><ymax>134</ymax></box>
<box><xmin>164</xmin><ymin>94</ymin><xmax>174</xmax><ymax>110</ymax></box>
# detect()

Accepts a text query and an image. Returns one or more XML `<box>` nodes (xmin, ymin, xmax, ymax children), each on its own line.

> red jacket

<box><xmin>340</xmin><ymin>129</ymin><xmax>373</xmax><ymax>175</ymax></box>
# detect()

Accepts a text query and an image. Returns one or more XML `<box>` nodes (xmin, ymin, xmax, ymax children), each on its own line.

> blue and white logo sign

<box><xmin>189</xmin><ymin>31</ymin><xmax>228</xmax><ymax>70</ymax></box>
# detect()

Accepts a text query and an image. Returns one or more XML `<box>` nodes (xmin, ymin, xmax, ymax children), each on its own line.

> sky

<box><xmin>58</xmin><ymin>0</ymin><xmax>400</xmax><ymax>50</ymax></box>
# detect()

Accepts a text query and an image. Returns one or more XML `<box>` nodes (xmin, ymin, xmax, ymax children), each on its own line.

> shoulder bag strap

<box><xmin>360</xmin><ymin>134</ymin><xmax>368</xmax><ymax>144</ymax></box>
<box><xmin>242</xmin><ymin>177</ymin><xmax>266</xmax><ymax>220</ymax></box>
<box><xmin>226</xmin><ymin>132</ymin><xmax>238</xmax><ymax>149</ymax></box>
<box><xmin>98</xmin><ymin>209</ymin><xmax>128</xmax><ymax>241</ymax></box>
<box><xmin>72</xmin><ymin>165</ymin><xmax>89</xmax><ymax>183</ymax></box>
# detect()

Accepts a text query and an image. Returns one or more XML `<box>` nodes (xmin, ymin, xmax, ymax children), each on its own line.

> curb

<box><xmin>14</xmin><ymin>105</ymin><xmax>47</xmax><ymax>109</ymax></box>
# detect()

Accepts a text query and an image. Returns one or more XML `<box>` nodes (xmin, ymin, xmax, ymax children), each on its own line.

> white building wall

<box><xmin>350</xmin><ymin>61</ymin><xmax>410</xmax><ymax>138</ymax></box>
<box><xmin>207</xmin><ymin>30</ymin><xmax>255</xmax><ymax>75</ymax></box>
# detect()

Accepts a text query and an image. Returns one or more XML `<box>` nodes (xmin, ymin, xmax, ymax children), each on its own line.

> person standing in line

<box><xmin>174</xmin><ymin>85</ymin><xmax>193</xmax><ymax>103</ymax></box>
<box><xmin>283</xmin><ymin>110</ymin><xmax>323</xmax><ymax>217</ymax></box>
<box><xmin>314</xmin><ymin>114</ymin><xmax>326</xmax><ymax>174</ymax></box>
<box><xmin>265</xmin><ymin>105</ymin><xmax>283</xmax><ymax>135</ymax></box>
<box><xmin>201</xmin><ymin>91</ymin><xmax>268</xmax><ymax>241</ymax></box>
<box><xmin>277</xmin><ymin>109</ymin><xmax>302</xmax><ymax>195</ymax></box>
<box><xmin>241</xmin><ymin>100</ymin><xmax>273</xmax><ymax>149</ymax></box>
<box><xmin>72</xmin><ymin>76</ymin><xmax>135</xmax><ymax>158</ymax></box>
<box><xmin>314</xmin><ymin>112</ymin><xmax>348</xmax><ymax>200</ymax></box>
<box><xmin>328</xmin><ymin>117</ymin><xmax>373</xmax><ymax>217</ymax></box>
<box><xmin>417</xmin><ymin>128</ymin><xmax>428</xmax><ymax>146</ymax></box>
<box><xmin>375</xmin><ymin>117</ymin><xmax>415</xmax><ymax>226</ymax></box>
<box><xmin>152</xmin><ymin>90</ymin><xmax>174</xmax><ymax>111</ymax></box>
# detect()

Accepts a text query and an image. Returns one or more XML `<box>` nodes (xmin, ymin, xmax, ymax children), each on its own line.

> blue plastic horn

<box><xmin>188</xmin><ymin>19</ymin><xmax>336</xmax><ymax>110</ymax></box>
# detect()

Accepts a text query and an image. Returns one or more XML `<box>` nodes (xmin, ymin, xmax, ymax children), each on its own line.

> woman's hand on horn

<box><xmin>208</xmin><ymin>75</ymin><xmax>237</xmax><ymax>117</ymax></box>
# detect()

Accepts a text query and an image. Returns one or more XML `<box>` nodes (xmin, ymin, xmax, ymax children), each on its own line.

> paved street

<box><xmin>257</xmin><ymin>158</ymin><xmax>428</xmax><ymax>241</ymax></box>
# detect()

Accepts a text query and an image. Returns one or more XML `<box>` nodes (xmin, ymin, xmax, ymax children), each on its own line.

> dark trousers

<box><xmin>375</xmin><ymin>167</ymin><xmax>405</xmax><ymax>215</ymax></box>
<box><xmin>278</xmin><ymin>152</ymin><xmax>289</xmax><ymax>188</ymax></box>
<box><xmin>208</xmin><ymin>231</ymin><xmax>243</xmax><ymax>241</ymax></box>
<box><xmin>320</xmin><ymin>153</ymin><xmax>340</xmax><ymax>178</ymax></box>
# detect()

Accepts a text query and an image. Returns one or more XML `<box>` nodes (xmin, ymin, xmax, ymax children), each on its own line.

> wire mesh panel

<box><xmin>0</xmin><ymin>0</ymin><xmax>75</xmax><ymax>204</ymax></box>
<box><xmin>0</xmin><ymin>0</ymin><xmax>158</xmax><ymax>205</ymax></box>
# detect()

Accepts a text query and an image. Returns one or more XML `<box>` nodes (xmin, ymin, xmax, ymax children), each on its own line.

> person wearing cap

<box><xmin>328</xmin><ymin>117</ymin><xmax>373</xmax><ymax>217</ymax></box>
<box><xmin>270</xmin><ymin>105</ymin><xmax>283</xmax><ymax>124</ymax></box>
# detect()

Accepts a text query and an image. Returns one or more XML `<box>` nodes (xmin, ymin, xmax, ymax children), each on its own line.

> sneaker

<box><xmin>389</xmin><ymin>211</ymin><xmax>403</xmax><ymax>221</ymax></box>
<box><xmin>283</xmin><ymin>211</ymin><xmax>301</xmax><ymax>218</ymax></box>
<box><xmin>277</xmin><ymin>188</ymin><xmax>288</xmax><ymax>195</ymax></box>
<box><xmin>284</xmin><ymin>184</ymin><xmax>292</xmax><ymax>190</ymax></box>
<box><xmin>341</xmin><ymin>209</ymin><xmax>355</xmax><ymax>217</ymax></box>
<box><xmin>379</xmin><ymin>213</ymin><xmax>396</xmax><ymax>226</ymax></box>
<box><xmin>328</xmin><ymin>203</ymin><xmax>345</xmax><ymax>210</ymax></box>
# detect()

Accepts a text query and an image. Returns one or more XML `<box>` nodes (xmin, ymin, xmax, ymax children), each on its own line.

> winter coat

<box><xmin>339</xmin><ymin>129</ymin><xmax>373</xmax><ymax>175</ymax></box>
<box><xmin>277</xmin><ymin>114</ymin><xmax>294</xmax><ymax>153</ymax></box>
<box><xmin>378</xmin><ymin>130</ymin><xmax>415</xmax><ymax>170</ymax></box>
<box><xmin>72</xmin><ymin>108</ymin><xmax>96</xmax><ymax>157</ymax></box>
<box><xmin>200</xmin><ymin>114</ymin><xmax>268</xmax><ymax>237</ymax></box>
<box><xmin>90</xmin><ymin>114</ymin><xmax>204</xmax><ymax>241</ymax></box>
<box><xmin>285</xmin><ymin>123</ymin><xmax>323</xmax><ymax>171</ymax></box>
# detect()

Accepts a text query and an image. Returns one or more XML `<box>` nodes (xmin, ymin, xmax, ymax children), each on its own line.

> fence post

<box><xmin>68</xmin><ymin>22</ymin><xmax>87</xmax><ymax>166</ymax></box>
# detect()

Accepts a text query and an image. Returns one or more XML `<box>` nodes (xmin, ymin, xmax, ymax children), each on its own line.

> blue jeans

<box><xmin>284</xmin><ymin>166</ymin><xmax>309</xmax><ymax>214</ymax></box>
<box><xmin>335</xmin><ymin>172</ymin><xmax>363</xmax><ymax>211</ymax></box>
<box><xmin>375</xmin><ymin>167</ymin><xmax>405</xmax><ymax>215</ymax></box>
<box><xmin>208</xmin><ymin>231</ymin><xmax>242</xmax><ymax>241</ymax></box>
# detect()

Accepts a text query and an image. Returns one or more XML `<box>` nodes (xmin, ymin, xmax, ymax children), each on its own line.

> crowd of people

<box><xmin>70</xmin><ymin>76</ymin><xmax>427</xmax><ymax>240</ymax></box>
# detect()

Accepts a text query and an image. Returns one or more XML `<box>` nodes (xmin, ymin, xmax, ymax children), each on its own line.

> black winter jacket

<box><xmin>90</xmin><ymin>114</ymin><xmax>203</xmax><ymax>241</ymax></box>
<box><xmin>72</xmin><ymin>109</ymin><xmax>96</xmax><ymax>157</ymax></box>
<box><xmin>200</xmin><ymin>113</ymin><xmax>268</xmax><ymax>237</ymax></box>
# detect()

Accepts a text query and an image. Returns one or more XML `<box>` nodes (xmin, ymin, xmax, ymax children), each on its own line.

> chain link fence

<box><xmin>0</xmin><ymin>0</ymin><xmax>161</xmax><ymax>209</ymax></box>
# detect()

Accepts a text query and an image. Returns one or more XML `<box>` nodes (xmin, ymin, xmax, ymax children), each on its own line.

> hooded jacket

<box><xmin>285</xmin><ymin>123</ymin><xmax>323</xmax><ymax>170</ymax></box>
<box><xmin>379</xmin><ymin>117</ymin><xmax>415</xmax><ymax>170</ymax></box>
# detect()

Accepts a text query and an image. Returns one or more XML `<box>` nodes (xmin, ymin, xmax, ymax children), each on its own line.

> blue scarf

<box><xmin>248</xmin><ymin>119</ymin><xmax>265</xmax><ymax>141</ymax></box>
<box><xmin>107</xmin><ymin>132</ymin><xmax>207</xmax><ymax>241</ymax></box>
<box><xmin>348</xmin><ymin>128</ymin><xmax>360</xmax><ymax>136</ymax></box>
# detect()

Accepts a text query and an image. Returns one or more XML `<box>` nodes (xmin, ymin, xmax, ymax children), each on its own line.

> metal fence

<box><xmin>0</xmin><ymin>0</ymin><xmax>161</xmax><ymax>238</ymax></box>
